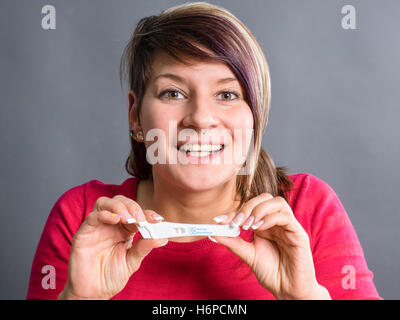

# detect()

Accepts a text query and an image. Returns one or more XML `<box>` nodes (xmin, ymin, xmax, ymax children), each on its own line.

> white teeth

<box><xmin>179</xmin><ymin>144</ymin><xmax>223</xmax><ymax>153</ymax></box>
<box><xmin>187</xmin><ymin>151</ymin><xmax>211</xmax><ymax>157</ymax></box>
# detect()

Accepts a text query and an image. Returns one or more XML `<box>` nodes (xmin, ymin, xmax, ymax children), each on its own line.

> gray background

<box><xmin>0</xmin><ymin>0</ymin><xmax>398</xmax><ymax>299</ymax></box>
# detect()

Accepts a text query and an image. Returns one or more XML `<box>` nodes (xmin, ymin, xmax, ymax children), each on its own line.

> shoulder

<box><xmin>284</xmin><ymin>172</ymin><xmax>346</xmax><ymax>233</ymax></box>
<box><xmin>80</xmin><ymin>176</ymin><xmax>139</xmax><ymax>198</ymax></box>
<box><xmin>54</xmin><ymin>176</ymin><xmax>140</xmax><ymax>220</ymax></box>
<box><xmin>287</xmin><ymin>172</ymin><xmax>333</xmax><ymax>189</ymax></box>
<box><xmin>285</xmin><ymin>172</ymin><xmax>337</xmax><ymax>206</ymax></box>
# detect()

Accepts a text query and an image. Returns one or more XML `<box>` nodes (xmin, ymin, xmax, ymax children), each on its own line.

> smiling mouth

<box><xmin>176</xmin><ymin>144</ymin><xmax>225</xmax><ymax>157</ymax></box>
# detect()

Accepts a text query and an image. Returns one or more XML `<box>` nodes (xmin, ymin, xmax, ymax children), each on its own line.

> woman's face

<box><xmin>129</xmin><ymin>49</ymin><xmax>254</xmax><ymax>191</ymax></box>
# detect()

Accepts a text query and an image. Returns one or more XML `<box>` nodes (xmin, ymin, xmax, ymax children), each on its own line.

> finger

<box><xmin>143</xmin><ymin>209</ymin><xmax>165</xmax><ymax>223</ymax></box>
<box><xmin>243</xmin><ymin>200</ymin><xmax>280</xmax><ymax>230</ymax></box>
<box><xmin>255</xmin><ymin>211</ymin><xmax>300</xmax><ymax>234</ymax></box>
<box><xmin>229</xmin><ymin>212</ymin><xmax>246</xmax><ymax>228</ymax></box>
<box><xmin>210</xmin><ymin>235</ymin><xmax>254</xmax><ymax>267</ymax></box>
<box><xmin>82</xmin><ymin>209</ymin><xmax>140</xmax><ymax>242</ymax></box>
<box><xmin>97</xmin><ymin>210</ymin><xmax>122</xmax><ymax>225</ymax></box>
<box><xmin>212</xmin><ymin>211</ymin><xmax>236</xmax><ymax>224</ymax></box>
<box><xmin>243</xmin><ymin>196</ymin><xmax>292</xmax><ymax>229</ymax></box>
<box><xmin>95</xmin><ymin>196</ymin><xmax>135</xmax><ymax>223</ymax></box>
<box><xmin>111</xmin><ymin>197</ymin><xmax>165</xmax><ymax>226</ymax></box>
<box><xmin>112</xmin><ymin>195</ymin><xmax>147</xmax><ymax>225</ymax></box>
<box><xmin>125</xmin><ymin>235</ymin><xmax>169</xmax><ymax>275</ymax></box>
<box><xmin>230</xmin><ymin>193</ymin><xmax>274</xmax><ymax>228</ymax></box>
<box><xmin>92</xmin><ymin>197</ymin><xmax>136</xmax><ymax>234</ymax></box>
<box><xmin>85</xmin><ymin>208</ymin><xmax>121</xmax><ymax>228</ymax></box>
<box><xmin>121</xmin><ymin>211</ymin><xmax>165</xmax><ymax>237</ymax></box>
<box><xmin>254</xmin><ymin>211</ymin><xmax>310</xmax><ymax>247</ymax></box>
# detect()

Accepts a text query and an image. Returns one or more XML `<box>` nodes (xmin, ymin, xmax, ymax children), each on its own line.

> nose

<box><xmin>181</xmin><ymin>93</ymin><xmax>219</xmax><ymax>133</ymax></box>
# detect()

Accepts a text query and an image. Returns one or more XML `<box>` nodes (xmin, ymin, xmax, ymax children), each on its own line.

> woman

<box><xmin>27</xmin><ymin>2</ymin><xmax>381</xmax><ymax>300</ymax></box>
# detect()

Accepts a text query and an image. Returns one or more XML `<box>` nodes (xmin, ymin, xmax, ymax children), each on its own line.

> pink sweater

<box><xmin>26</xmin><ymin>173</ymin><xmax>382</xmax><ymax>299</ymax></box>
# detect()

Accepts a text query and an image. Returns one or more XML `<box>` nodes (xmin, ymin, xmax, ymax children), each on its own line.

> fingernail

<box><xmin>230</xmin><ymin>212</ymin><xmax>245</xmax><ymax>228</ymax></box>
<box><xmin>151</xmin><ymin>212</ymin><xmax>164</xmax><ymax>221</ymax></box>
<box><xmin>127</xmin><ymin>218</ymin><xmax>137</xmax><ymax>224</ymax></box>
<box><xmin>251</xmin><ymin>219</ymin><xmax>264</xmax><ymax>230</ymax></box>
<box><xmin>123</xmin><ymin>211</ymin><xmax>136</xmax><ymax>224</ymax></box>
<box><xmin>213</xmin><ymin>214</ymin><xmax>228</xmax><ymax>223</ymax></box>
<box><xmin>208</xmin><ymin>235</ymin><xmax>218</xmax><ymax>243</ymax></box>
<box><xmin>242</xmin><ymin>216</ymin><xmax>255</xmax><ymax>230</ymax></box>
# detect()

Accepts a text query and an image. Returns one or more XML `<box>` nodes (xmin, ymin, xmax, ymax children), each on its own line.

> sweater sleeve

<box><xmin>305</xmin><ymin>175</ymin><xmax>382</xmax><ymax>300</ymax></box>
<box><xmin>26</xmin><ymin>183</ymin><xmax>86</xmax><ymax>300</ymax></box>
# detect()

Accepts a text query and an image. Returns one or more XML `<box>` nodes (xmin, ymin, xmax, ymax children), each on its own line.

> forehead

<box><xmin>149</xmin><ymin>49</ymin><xmax>238</xmax><ymax>83</ymax></box>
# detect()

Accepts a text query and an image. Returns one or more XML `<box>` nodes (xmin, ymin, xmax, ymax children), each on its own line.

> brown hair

<box><xmin>120</xmin><ymin>2</ymin><xmax>294</xmax><ymax>209</ymax></box>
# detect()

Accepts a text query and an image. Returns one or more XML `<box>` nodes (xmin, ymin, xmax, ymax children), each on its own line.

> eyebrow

<box><xmin>152</xmin><ymin>73</ymin><xmax>238</xmax><ymax>85</ymax></box>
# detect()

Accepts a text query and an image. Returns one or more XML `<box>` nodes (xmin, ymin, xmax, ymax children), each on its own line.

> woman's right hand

<box><xmin>57</xmin><ymin>195</ymin><xmax>167</xmax><ymax>300</ymax></box>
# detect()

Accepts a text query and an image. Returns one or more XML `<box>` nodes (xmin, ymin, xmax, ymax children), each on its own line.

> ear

<box><xmin>128</xmin><ymin>90</ymin><xmax>141</xmax><ymax>133</ymax></box>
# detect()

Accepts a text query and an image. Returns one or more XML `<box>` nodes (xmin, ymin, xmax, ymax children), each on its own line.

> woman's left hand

<box><xmin>211</xmin><ymin>193</ymin><xmax>331</xmax><ymax>300</ymax></box>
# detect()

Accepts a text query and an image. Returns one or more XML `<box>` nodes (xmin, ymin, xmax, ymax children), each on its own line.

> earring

<box><xmin>136</xmin><ymin>131</ymin><xmax>143</xmax><ymax>140</ymax></box>
<box><xmin>130</xmin><ymin>130</ymin><xmax>143</xmax><ymax>141</ymax></box>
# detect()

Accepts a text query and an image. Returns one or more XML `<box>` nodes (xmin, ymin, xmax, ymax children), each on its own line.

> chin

<box><xmin>174</xmin><ymin>166</ymin><xmax>236</xmax><ymax>191</ymax></box>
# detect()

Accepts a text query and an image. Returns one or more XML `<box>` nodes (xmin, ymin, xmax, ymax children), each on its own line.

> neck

<box><xmin>141</xmin><ymin>175</ymin><xmax>241</xmax><ymax>224</ymax></box>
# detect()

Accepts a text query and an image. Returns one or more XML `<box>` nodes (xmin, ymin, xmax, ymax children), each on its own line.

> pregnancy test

<box><xmin>137</xmin><ymin>220</ymin><xmax>240</xmax><ymax>239</ymax></box>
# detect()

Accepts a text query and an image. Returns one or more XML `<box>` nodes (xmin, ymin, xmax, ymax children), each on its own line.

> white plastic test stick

<box><xmin>137</xmin><ymin>221</ymin><xmax>240</xmax><ymax>239</ymax></box>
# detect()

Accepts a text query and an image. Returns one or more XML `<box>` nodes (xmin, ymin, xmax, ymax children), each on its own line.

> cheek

<box><xmin>140</xmin><ymin>104</ymin><xmax>180</xmax><ymax>151</ymax></box>
<box><xmin>141</xmin><ymin>103</ymin><xmax>177</xmax><ymax>132</ymax></box>
<box><xmin>232</xmin><ymin>110</ymin><xmax>253</xmax><ymax>129</ymax></box>
<box><xmin>228</xmin><ymin>107</ymin><xmax>254</xmax><ymax>136</ymax></box>
<box><xmin>227</xmin><ymin>108</ymin><xmax>254</xmax><ymax>157</ymax></box>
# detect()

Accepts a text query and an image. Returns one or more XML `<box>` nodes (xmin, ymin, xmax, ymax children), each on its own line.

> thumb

<box><xmin>211</xmin><ymin>235</ymin><xmax>254</xmax><ymax>266</ymax></box>
<box><xmin>125</xmin><ymin>235</ymin><xmax>168</xmax><ymax>274</ymax></box>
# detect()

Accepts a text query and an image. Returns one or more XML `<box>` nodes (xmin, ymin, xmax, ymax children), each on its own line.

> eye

<box><xmin>159</xmin><ymin>89</ymin><xmax>185</xmax><ymax>100</ymax></box>
<box><xmin>158</xmin><ymin>89</ymin><xmax>241</xmax><ymax>102</ymax></box>
<box><xmin>217</xmin><ymin>91</ymin><xmax>240</xmax><ymax>101</ymax></box>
